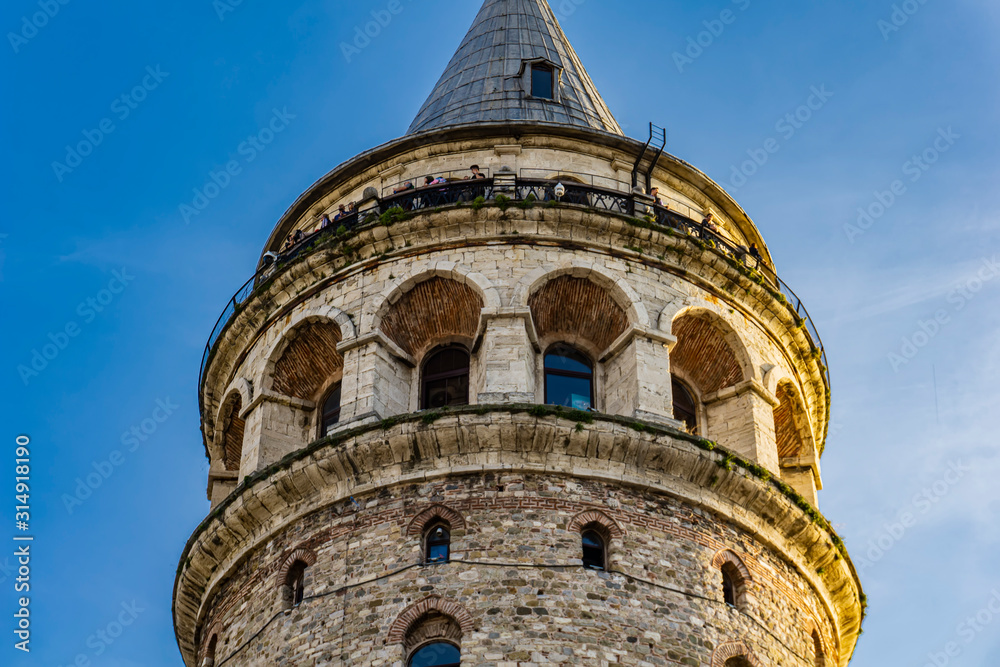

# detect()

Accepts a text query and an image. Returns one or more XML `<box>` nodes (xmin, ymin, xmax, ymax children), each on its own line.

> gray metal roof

<box><xmin>407</xmin><ymin>0</ymin><xmax>623</xmax><ymax>136</ymax></box>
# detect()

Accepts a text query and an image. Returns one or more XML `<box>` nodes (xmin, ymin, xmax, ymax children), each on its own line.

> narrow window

<box><xmin>581</xmin><ymin>529</ymin><xmax>606</xmax><ymax>570</ymax></box>
<box><xmin>531</xmin><ymin>64</ymin><xmax>554</xmax><ymax>99</ymax></box>
<box><xmin>544</xmin><ymin>344</ymin><xmax>594</xmax><ymax>410</ymax></box>
<box><xmin>409</xmin><ymin>642</ymin><xmax>461</xmax><ymax>667</ymax></box>
<box><xmin>285</xmin><ymin>561</ymin><xmax>308</xmax><ymax>608</ymax></box>
<box><xmin>321</xmin><ymin>382</ymin><xmax>342</xmax><ymax>437</ymax></box>
<box><xmin>720</xmin><ymin>561</ymin><xmax>746</xmax><ymax>609</ymax></box>
<box><xmin>813</xmin><ymin>630</ymin><xmax>826</xmax><ymax>667</ymax></box>
<box><xmin>203</xmin><ymin>634</ymin><xmax>217</xmax><ymax>667</ymax></box>
<box><xmin>725</xmin><ymin>659</ymin><xmax>753</xmax><ymax>667</ymax></box>
<box><xmin>422</xmin><ymin>346</ymin><xmax>470</xmax><ymax>409</ymax></box>
<box><xmin>671</xmin><ymin>376</ymin><xmax>698</xmax><ymax>433</ymax></box>
<box><xmin>722</xmin><ymin>566</ymin><xmax>737</xmax><ymax>606</ymax></box>
<box><xmin>425</xmin><ymin>523</ymin><xmax>451</xmax><ymax>565</ymax></box>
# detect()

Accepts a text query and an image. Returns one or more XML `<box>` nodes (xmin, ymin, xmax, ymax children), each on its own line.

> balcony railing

<box><xmin>198</xmin><ymin>177</ymin><xmax>829</xmax><ymax>418</ymax></box>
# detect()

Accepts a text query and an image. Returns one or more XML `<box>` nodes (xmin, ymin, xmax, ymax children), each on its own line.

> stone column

<box><xmin>602</xmin><ymin>328</ymin><xmax>679</xmax><ymax>426</ymax></box>
<box><xmin>703</xmin><ymin>380</ymin><xmax>780</xmax><ymax>475</ymax></box>
<box><xmin>476</xmin><ymin>308</ymin><xmax>537</xmax><ymax>404</ymax></box>
<box><xmin>239</xmin><ymin>392</ymin><xmax>315</xmax><ymax>477</ymax></box>
<box><xmin>338</xmin><ymin>332</ymin><xmax>414</xmax><ymax>422</ymax></box>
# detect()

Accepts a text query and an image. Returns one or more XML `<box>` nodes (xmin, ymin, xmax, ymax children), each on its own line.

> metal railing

<box><xmin>198</xmin><ymin>177</ymin><xmax>829</xmax><ymax>418</ymax></box>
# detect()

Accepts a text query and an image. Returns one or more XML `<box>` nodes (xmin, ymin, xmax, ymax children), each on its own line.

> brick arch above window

<box><xmin>270</xmin><ymin>319</ymin><xmax>345</xmax><ymax>400</ymax></box>
<box><xmin>530</xmin><ymin>275</ymin><xmax>629</xmax><ymax>355</ymax></box>
<box><xmin>216</xmin><ymin>390</ymin><xmax>245</xmax><ymax>472</ymax></box>
<box><xmin>406</xmin><ymin>504</ymin><xmax>466</xmax><ymax>537</ymax></box>
<box><xmin>378</xmin><ymin>277</ymin><xmax>485</xmax><ymax>358</ymax></box>
<box><xmin>670</xmin><ymin>311</ymin><xmax>749</xmax><ymax>394</ymax></box>
<box><xmin>712</xmin><ymin>549</ymin><xmax>753</xmax><ymax>584</ymax></box>
<box><xmin>513</xmin><ymin>263</ymin><xmax>650</xmax><ymax>329</ymax></box>
<box><xmin>712</xmin><ymin>640</ymin><xmax>763</xmax><ymax>667</ymax></box>
<box><xmin>568</xmin><ymin>509</ymin><xmax>625</xmax><ymax>539</ymax></box>
<box><xmin>387</xmin><ymin>595</ymin><xmax>475</xmax><ymax>645</ymax></box>
<box><xmin>275</xmin><ymin>547</ymin><xmax>318</xmax><ymax>588</ymax></box>
<box><xmin>774</xmin><ymin>381</ymin><xmax>813</xmax><ymax>460</ymax></box>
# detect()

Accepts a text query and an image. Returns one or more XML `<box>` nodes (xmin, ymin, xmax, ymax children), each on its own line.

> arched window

<box><xmin>671</xmin><ymin>375</ymin><xmax>698</xmax><ymax>433</ymax></box>
<box><xmin>812</xmin><ymin>630</ymin><xmax>827</xmax><ymax>667</ymax></box>
<box><xmin>725</xmin><ymin>658</ymin><xmax>753</xmax><ymax>667</ymax></box>
<box><xmin>409</xmin><ymin>641</ymin><xmax>461</xmax><ymax>667</ymax></box>
<box><xmin>544</xmin><ymin>344</ymin><xmax>594</xmax><ymax>410</ymax></box>
<box><xmin>422</xmin><ymin>346</ymin><xmax>470</xmax><ymax>410</ymax></box>
<box><xmin>721</xmin><ymin>562</ymin><xmax>747</xmax><ymax>609</ymax></box>
<box><xmin>581</xmin><ymin>528</ymin><xmax>607</xmax><ymax>570</ymax></box>
<box><xmin>321</xmin><ymin>382</ymin><xmax>342</xmax><ymax>437</ymax></box>
<box><xmin>284</xmin><ymin>560</ymin><xmax>308</xmax><ymax>609</ymax></box>
<box><xmin>425</xmin><ymin>523</ymin><xmax>451</xmax><ymax>565</ymax></box>
<box><xmin>202</xmin><ymin>634</ymin><xmax>217</xmax><ymax>667</ymax></box>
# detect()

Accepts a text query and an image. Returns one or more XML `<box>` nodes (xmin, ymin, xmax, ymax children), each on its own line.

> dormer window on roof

<box><xmin>530</xmin><ymin>62</ymin><xmax>556</xmax><ymax>100</ymax></box>
<box><xmin>518</xmin><ymin>58</ymin><xmax>561</xmax><ymax>102</ymax></box>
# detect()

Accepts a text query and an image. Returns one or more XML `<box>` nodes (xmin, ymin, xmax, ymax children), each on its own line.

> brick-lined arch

<box><xmin>514</xmin><ymin>263</ymin><xmax>650</xmax><ymax>329</ymax></box>
<box><xmin>711</xmin><ymin>640</ymin><xmax>762</xmax><ymax>667</ymax></box>
<box><xmin>406</xmin><ymin>504</ymin><xmax>466</xmax><ymax>537</ymax></box>
<box><xmin>712</xmin><ymin>549</ymin><xmax>753</xmax><ymax>583</ymax></box>
<box><xmin>199</xmin><ymin>623</ymin><xmax>222</xmax><ymax>667</ymax></box>
<box><xmin>275</xmin><ymin>547</ymin><xmax>318</xmax><ymax>587</ymax></box>
<box><xmin>774</xmin><ymin>381</ymin><xmax>813</xmax><ymax>460</ymax></box>
<box><xmin>670</xmin><ymin>311</ymin><xmax>749</xmax><ymax>395</ymax></box>
<box><xmin>529</xmin><ymin>275</ymin><xmax>629</xmax><ymax>355</ymax></box>
<box><xmin>568</xmin><ymin>509</ymin><xmax>624</xmax><ymax>539</ymax></box>
<box><xmin>379</xmin><ymin>277</ymin><xmax>485</xmax><ymax>358</ymax></box>
<box><xmin>218</xmin><ymin>391</ymin><xmax>245</xmax><ymax>472</ymax></box>
<box><xmin>387</xmin><ymin>596</ymin><xmax>475</xmax><ymax>645</ymax></box>
<box><xmin>270</xmin><ymin>319</ymin><xmax>344</xmax><ymax>400</ymax></box>
<box><xmin>805</xmin><ymin>618</ymin><xmax>834</xmax><ymax>667</ymax></box>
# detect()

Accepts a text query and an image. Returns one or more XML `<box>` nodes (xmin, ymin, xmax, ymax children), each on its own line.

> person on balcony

<box><xmin>702</xmin><ymin>212</ymin><xmax>720</xmax><ymax>234</ymax></box>
<box><xmin>319</xmin><ymin>213</ymin><xmax>333</xmax><ymax>229</ymax></box>
<box><xmin>333</xmin><ymin>205</ymin><xmax>348</xmax><ymax>221</ymax></box>
<box><xmin>649</xmin><ymin>187</ymin><xmax>664</xmax><ymax>206</ymax></box>
<box><xmin>467</xmin><ymin>165</ymin><xmax>486</xmax><ymax>180</ymax></box>
<box><xmin>424</xmin><ymin>176</ymin><xmax>447</xmax><ymax>186</ymax></box>
<box><xmin>393</xmin><ymin>181</ymin><xmax>415</xmax><ymax>194</ymax></box>
<box><xmin>749</xmin><ymin>243</ymin><xmax>762</xmax><ymax>262</ymax></box>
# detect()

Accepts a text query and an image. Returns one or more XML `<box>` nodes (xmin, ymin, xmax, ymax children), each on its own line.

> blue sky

<box><xmin>1</xmin><ymin>0</ymin><xmax>998</xmax><ymax>664</ymax></box>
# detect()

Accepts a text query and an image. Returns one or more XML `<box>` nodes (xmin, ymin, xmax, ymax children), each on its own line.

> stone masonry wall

<box><xmin>199</xmin><ymin>473</ymin><xmax>838</xmax><ymax>667</ymax></box>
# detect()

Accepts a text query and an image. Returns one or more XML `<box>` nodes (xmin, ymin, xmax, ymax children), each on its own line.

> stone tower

<box><xmin>174</xmin><ymin>1</ymin><xmax>865</xmax><ymax>665</ymax></box>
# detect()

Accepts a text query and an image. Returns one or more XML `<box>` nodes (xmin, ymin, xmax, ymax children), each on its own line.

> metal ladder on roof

<box><xmin>631</xmin><ymin>123</ymin><xmax>667</xmax><ymax>194</ymax></box>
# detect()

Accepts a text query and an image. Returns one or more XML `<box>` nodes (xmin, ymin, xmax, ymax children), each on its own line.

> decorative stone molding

<box><xmin>406</xmin><ymin>504</ymin><xmax>467</xmax><ymax>537</ymax></box>
<box><xmin>386</xmin><ymin>595</ymin><xmax>475</xmax><ymax>645</ymax></box>
<box><xmin>711</xmin><ymin>639</ymin><xmax>762</xmax><ymax>666</ymax></box>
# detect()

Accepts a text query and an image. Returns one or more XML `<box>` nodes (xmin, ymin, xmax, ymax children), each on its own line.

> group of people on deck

<box><xmin>280</xmin><ymin>167</ymin><xmax>761</xmax><ymax>265</ymax></box>
<box><xmin>648</xmin><ymin>187</ymin><xmax>762</xmax><ymax>263</ymax></box>
<box><xmin>392</xmin><ymin>165</ymin><xmax>486</xmax><ymax>194</ymax></box>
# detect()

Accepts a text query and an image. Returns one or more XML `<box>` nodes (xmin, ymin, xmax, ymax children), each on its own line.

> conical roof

<box><xmin>407</xmin><ymin>0</ymin><xmax>623</xmax><ymax>136</ymax></box>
